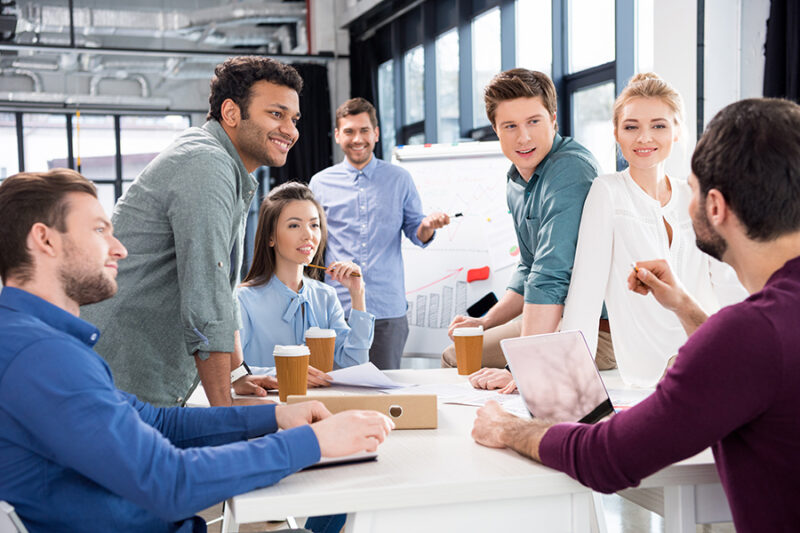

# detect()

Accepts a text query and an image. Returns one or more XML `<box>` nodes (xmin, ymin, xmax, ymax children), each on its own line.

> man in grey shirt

<box><xmin>82</xmin><ymin>56</ymin><xmax>302</xmax><ymax>407</ymax></box>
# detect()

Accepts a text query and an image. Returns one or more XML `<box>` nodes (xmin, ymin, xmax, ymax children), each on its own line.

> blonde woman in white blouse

<box><xmin>560</xmin><ymin>73</ymin><xmax>746</xmax><ymax>387</ymax></box>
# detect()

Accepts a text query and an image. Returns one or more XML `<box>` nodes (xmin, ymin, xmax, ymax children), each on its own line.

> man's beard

<box><xmin>238</xmin><ymin>119</ymin><xmax>290</xmax><ymax>168</ymax></box>
<box><xmin>693</xmin><ymin>207</ymin><xmax>727</xmax><ymax>261</ymax></box>
<box><xmin>59</xmin><ymin>247</ymin><xmax>117</xmax><ymax>306</ymax></box>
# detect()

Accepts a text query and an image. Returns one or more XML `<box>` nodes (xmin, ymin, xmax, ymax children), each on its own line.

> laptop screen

<box><xmin>501</xmin><ymin>331</ymin><xmax>613</xmax><ymax>424</ymax></box>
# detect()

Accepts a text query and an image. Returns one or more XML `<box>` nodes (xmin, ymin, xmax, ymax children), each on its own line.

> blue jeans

<box><xmin>304</xmin><ymin>513</ymin><xmax>346</xmax><ymax>533</ymax></box>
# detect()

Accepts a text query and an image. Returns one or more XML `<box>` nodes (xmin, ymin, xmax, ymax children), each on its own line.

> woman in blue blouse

<box><xmin>238</xmin><ymin>181</ymin><xmax>374</xmax><ymax>387</ymax></box>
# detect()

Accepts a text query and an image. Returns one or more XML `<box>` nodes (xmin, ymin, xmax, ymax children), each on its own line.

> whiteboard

<box><xmin>394</xmin><ymin>142</ymin><xmax>519</xmax><ymax>357</ymax></box>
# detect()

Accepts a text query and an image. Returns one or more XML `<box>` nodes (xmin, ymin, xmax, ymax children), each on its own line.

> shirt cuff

<box><xmin>278</xmin><ymin>424</ymin><xmax>322</xmax><ymax>470</ymax></box>
<box><xmin>185</xmin><ymin>320</ymin><xmax>237</xmax><ymax>356</ymax></box>
<box><xmin>523</xmin><ymin>285</ymin><xmax>568</xmax><ymax>305</ymax></box>
<box><xmin>239</xmin><ymin>404</ymin><xmax>279</xmax><ymax>438</ymax></box>
<box><xmin>538</xmin><ymin>422</ymin><xmax>581</xmax><ymax>471</ymax></box>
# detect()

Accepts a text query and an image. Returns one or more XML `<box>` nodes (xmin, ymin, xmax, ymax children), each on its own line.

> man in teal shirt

<box><xmin>443</xmin><ymin>69</ymin><xmax>614</xmax><ymax>387</ymax></box>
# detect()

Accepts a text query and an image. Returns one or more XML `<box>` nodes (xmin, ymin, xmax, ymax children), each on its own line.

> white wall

<box><xmin>642</xmin><ymin>0</ymin><xmax>769</xmax><ymax>178</ymax></box>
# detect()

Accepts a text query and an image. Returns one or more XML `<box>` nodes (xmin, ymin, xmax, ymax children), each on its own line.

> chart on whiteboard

<box><xmin>395</xmin><ymin>142</ymin><xmax>517</xmax><ymax>355</ymax></box>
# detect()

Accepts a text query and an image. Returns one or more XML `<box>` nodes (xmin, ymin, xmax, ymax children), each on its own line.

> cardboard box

<box><xmin>286</xmin><ymin>394</ymin><xmax>437</xmax><ymax>429</ymax></box>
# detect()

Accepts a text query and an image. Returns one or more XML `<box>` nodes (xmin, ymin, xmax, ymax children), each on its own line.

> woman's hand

<box><xmin>327</xmin><ymin>261</ymin><xmax>363</xmax><ymax>292</ymax></box>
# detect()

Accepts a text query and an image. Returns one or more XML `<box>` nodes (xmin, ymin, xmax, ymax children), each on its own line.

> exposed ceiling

<box><xmin>0</xmin><ymin>0</ymin><xmax>311</xmax><ymax>110</ymax></box>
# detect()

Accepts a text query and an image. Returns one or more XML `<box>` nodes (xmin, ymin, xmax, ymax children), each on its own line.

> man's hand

<box><xmin>311</xmin><ymin>410</ymin><xmax>395</xmax><ymax>457</ymax></box>
<box><xmin>472</xmin><ymin>400</ymin><xmax>551</xmax><ymax>462</ymax></box>
<box><xmin>232</xmin><ymin>374</ymin><xmax>274</xmax><ymax>397</ymax></box>
<box><xmin>416</xmin><ymin>211</ymin><xmax>450</xmax><ymax>243</ymax></box>
<box><xmin>628</xmin><ymin>259</ymin><xmax>708</xmax><ymax>335</ymax></box>
<box><xmin>447</xmin><ymin>315</ymin><xmax>484</xmax><ymax>340</ymax></box>
<box><xmin>471</xmin><ymin>400</ymin><xmax>515</xmax><ymax>448</ymax></box>
<box><xmin>275</xmin><ymin>400</ymin><xmax>332</xmax><ymax>429</ymax></box>
<box><xmin>307</xmin><ymin>366</ymin><xmax>333</xmax><ymax>388</ymax></box>
<box><xmin>469</xmin><ymin>368</ymin><xmax>515</xmax><ymax>392</ymax></box>
<box><xmin>627</xmin><ymin>259</ymin><xmax>685</xmax><ymax>312</ymax></box>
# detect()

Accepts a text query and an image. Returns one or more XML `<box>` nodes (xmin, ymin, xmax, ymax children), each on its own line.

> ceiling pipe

<box><xmin>90</xmin><ymin>72</ymin><xmax>150</xmax><ymax>98</ymax></box>
<box><xmin>0</xmin><ymin>68</ymin><xmax>43</xmax><ymax>92</ymax></box>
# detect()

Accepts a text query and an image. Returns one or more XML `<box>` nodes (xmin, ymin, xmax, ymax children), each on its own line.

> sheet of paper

<box><xmin>607</xmin><ymin>387</ymin><xmax>654</xmax><ymax>410</ymax></box>
<box><xmin>327</xmin><ymin>363</ymin><xmax>405</xmax><ymax>389</ymax></box>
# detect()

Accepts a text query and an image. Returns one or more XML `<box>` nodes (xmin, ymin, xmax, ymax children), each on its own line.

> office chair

<box><xmin>0</xmin><ymin>501</ymin><xmax>28</xmax><ymax>533</ymax></box>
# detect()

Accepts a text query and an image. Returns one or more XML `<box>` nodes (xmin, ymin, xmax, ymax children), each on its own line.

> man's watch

<box><xmin>230</xmin><ymin>362</ymin><xmax>252</xmax><ymax>383</ymax></box>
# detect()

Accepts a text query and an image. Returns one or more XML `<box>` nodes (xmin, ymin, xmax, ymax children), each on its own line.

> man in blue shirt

<box><xmin>0</xmin><ymin>169</ymin><xmax>394</xmax><ymax>532</ymax></box>
<box><xmin>310</xmin><ymin>98</ymin><xmax>450</xmax><ymax>369</ymax></box>
<box><xmin>444</xmin><ymin>69</ymin><xmax>613</xmax><ymax>389</ymax></box>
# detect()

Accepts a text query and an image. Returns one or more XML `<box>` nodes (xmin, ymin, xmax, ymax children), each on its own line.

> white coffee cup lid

<box><xmin>305</xmin><ymin>327</ymin><xmax>336</xmax><ymax>339</ymax></box>
<box><xmin>272</xmin><ymin>344</ymin><xmax>310</xmax><ymax>356</ymax></box>
<box><xmin>453</xmin><ymin>326</ymin><xmax>484</xmax><ymax>336</ymax></box>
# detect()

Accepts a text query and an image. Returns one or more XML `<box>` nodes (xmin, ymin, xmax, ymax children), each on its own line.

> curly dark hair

<box><xmin>207</xmin><ymin>56</ymin><xmax>303</xmax><ymax>121</ymax></box>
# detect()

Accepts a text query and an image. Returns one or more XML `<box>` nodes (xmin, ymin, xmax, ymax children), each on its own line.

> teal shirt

<box><xmin>82</xmin><ymin>120</ymin><xmax>257</xmax><ymax>406</ymax></box>
<box><xmin>506</xmin><ymin>132</ymin><xmax>600</xmax><ymax>305</ymax></box>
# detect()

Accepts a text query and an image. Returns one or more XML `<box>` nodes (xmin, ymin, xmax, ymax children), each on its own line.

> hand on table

<box><xmin>307</xmin><ymin>366</ymin><xmax>333</xmax><ymax>388</ymax></box>
<box><xmin>275</xmin><ymin>400</ymin><xmax>332</xmax><ymax>429</ymax></box>
<box><xmin>471</xmin><ymin>400</ymin><xmax>515</xmax><ymax>448</ymax></box>
<box><xmin>311</xmin><ymin>410</ymin><xmax>395</xmax><ymax>457</ymax></box>
<box><xmin>469</xmin><ymin>368</ymin><xmax>516</xmax><ymax>393</ymax></box>
<box><xmin>232</xmin><ymin>374</ymin><xmax>273</xmax><ymax>397</ymax></box>
<box><xmin>447</xmin><ymin>315</ymin><xmax>484</xmax><ymax>341</ymax></box>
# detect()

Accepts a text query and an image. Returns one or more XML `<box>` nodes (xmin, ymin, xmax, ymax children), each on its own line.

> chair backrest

<box><xmin>0</xmin><ymin>501</ymin><xmax>28</xmax><ymax>533</ymax></box>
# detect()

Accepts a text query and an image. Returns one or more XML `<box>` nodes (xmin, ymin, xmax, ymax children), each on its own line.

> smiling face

<box><xmin>270</xmin><ymin>199</ymin><xmax>322</xmax><ymax>268</ymax></box>
<box><xmin>493</xmin><ymin>96</ymin><xmax>557</xmax><ymax>180</ymax></box>
<box><xmin>335</xmin><ymin>112</ymin><xmax>379</xmax><ymax>170</ymax></box>
<box><xmin>58</xmin><ymin>192</ymin><xmax>127</xmax><ymax>306</ymax></box>
<box><xmin>233</xmin><ymin>80</ymin><xmax>300</xmax><ymax>170</ymax></box>
<box><xmin>615</xmin><ymin>96</ymin><xmax>679</xmax><ymax>172</ymax></box>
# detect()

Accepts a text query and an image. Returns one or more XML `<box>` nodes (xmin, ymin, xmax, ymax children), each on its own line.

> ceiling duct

<box><xmin>0</xmin><ymin>66</ymin><xmax>41</xmax><ymax>91</ymax></box>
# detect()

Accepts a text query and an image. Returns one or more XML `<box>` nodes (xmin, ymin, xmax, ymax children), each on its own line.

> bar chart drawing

<box><xmin>408</xmin><ymin>281</ymin><xmax>467</xmax><ymax>329</ymax></box>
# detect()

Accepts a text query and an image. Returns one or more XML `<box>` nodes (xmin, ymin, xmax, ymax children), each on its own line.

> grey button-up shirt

<box><xmin>82</xmin><ymin>120</ymin><xmax>257</xmax><ymax>406</ymax></box>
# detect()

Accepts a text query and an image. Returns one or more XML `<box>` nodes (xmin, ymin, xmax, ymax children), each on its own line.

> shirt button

<box><xmin>90</xmin><ymin>333</ymin><xmax>98</xmax><ymax>341</ymax></box>
<box><xmin>360</xmin><ymin>206</ymin><xmax>366</xmax><ymax>211</ymax></box>
<box><xmin>176</xmin><ymin>397</ymin><xmax>184</xmax><ymax>404</ymax></box>
<box><xmin>359</xmin><ymin>188</ymin><xmax>364</xmax><ymax>192</ymax></box>
<box><xmin>362</xmin><ymin>243</ymin><xmax>366</xmax><ymax>247</ymax></box>
<box><xmin>218</xmin><ymin>261</ymin><xmax>223</xmax><ymax>267</ymax></box>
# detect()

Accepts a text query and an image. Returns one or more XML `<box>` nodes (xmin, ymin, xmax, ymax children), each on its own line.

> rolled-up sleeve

<box><xmin>524</xmin><ymin>157</ymin><xmax>595</xmax><ymax>305</ymax></box>
<box><xmin>167</xmin><ymin>153</ymin><xmax>239</xmax><ymax>357</ymax></box>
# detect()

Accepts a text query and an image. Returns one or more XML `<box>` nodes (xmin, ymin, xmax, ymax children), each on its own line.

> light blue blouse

<box><xmin>238</xmin><ymin>275</ymin><xmax>374</xmax><ymax>369</ymax></box>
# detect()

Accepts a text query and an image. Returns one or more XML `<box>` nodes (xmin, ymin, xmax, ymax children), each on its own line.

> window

<box><xmin>0</xmin><ymin>113</ymin><xmax>18</xmax><ymax>178</ymax></box>
<box><xmin>572</xmin><ymin>81</ymin><xmax>616</xmax><ymax>174</ymax></box>
<box><xmin>568</xmin><ymin>0</ymin><xmax>615</xmax><ymax>73</ymax></box>
<box><xmin>436</xmin><ymin>29</ymin><xmax>460</xmax><ymax>143</ymax></box>
<box><xmin>378</xmin><ymin>59</ymin><xmax>396</xmax><ymax>157</ymax></box>
<box><xmin>472</xmin><ymin>8</ymin><xmax>502</xmax><ymax>128</ymax></box>
<box><xmin>404</xmin><ymin>46</ymin><xmax>425</xmax><ymax>125</ymax></box>
<box><xmin>71</xmin><ymin>114</ymin><xmax>116</xmax><ymax>181</ymax></box>
<box><xmin>516</xmin><ymin>0</ymin><xmax>552</xmax><ymax>75</ymax></box>
<box><xmin>23</xmin><ymin>114</ymin><xmax>68</xmax><ymax>173</ymax></box>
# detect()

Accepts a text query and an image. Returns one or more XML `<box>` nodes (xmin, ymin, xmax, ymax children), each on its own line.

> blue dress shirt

<box><xmin>0</xmin><ymin>287</ymin><xmax>320</xmax><ymax>533</ymax></box>
<box><xmin>310</xmin><ymin>156</ymin><xmax>431</xmax><ymax>319</ymax></box>
<box><xmin>238</xmin><ymin>276</ymin><xmax>374</xmax><ymax>369</ymax></box>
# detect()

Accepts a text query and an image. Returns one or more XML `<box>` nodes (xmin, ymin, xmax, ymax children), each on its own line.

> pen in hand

<box><xmin>306</xmin><ymin>263</ymin><xmax>362</xmax><ymax>277</ymax></box>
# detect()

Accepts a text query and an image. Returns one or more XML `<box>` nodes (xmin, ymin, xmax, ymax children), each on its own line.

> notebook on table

<box><xmin>500</xmin><ymin>330</ymin><xmax>614</xmax><ymax>424</ymax></box>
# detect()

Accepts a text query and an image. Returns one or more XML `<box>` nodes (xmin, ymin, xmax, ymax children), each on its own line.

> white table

<box><xmin>221</xmin><ymin>369</ymin><xmax>602</xmax><ymax>533</ymax></box>
<box><xmin>216</xmin><ymin>369</ymin><xmax>731</xmax><ymax>533</ymax></box>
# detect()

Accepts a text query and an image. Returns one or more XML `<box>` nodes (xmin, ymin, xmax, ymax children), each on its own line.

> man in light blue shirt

<box><xmin>310</xmin><ymin>98</ymin><xmax>449</xmax><ymax>369</ymax></box>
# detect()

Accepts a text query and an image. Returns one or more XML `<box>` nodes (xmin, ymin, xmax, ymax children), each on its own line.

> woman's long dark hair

<box><xmin>241</xmin><ymin>181</ymin><xmax>327</xmax><ymax>287</ymax></box>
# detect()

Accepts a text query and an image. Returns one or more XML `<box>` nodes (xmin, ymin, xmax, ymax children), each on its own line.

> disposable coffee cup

<box><xmin>453</xmin><ymin>326</ymin><xmax>484</xmax><ymax>375</ymax></box>
<box><xmin>273</xmin><ymin>344</ymin><xmax>310</xmax><ymax>402</ymax></box>
<box><xmin>305</xmin><ymin>327</ymin><xmax>336</xmax><ymax>373</ymax></box>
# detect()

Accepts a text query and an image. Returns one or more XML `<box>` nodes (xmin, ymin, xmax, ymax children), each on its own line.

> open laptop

<box><xmin>500</xmin><ymin>330</ymin><xmax>614</xmax><ymax>424</ymax></box>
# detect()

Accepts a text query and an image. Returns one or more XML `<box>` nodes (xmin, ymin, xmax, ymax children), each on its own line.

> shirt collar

<box><xmin>0</xmin><ymin>287</ymin><xmax>101</xmax><ymax>347</ymax></box>
<box><xmin>506</xmin><ymin>132</ymin><xmax>564</xmax><ymax>186</ymax></box>
<box><xmin>341</xmin><ymin>154</ymin><xmax>378</xmax><ymax>179</ymax></box>
<box><xmin>202</xmin><ymin>120</ymin><xmax>258</xmax><ymax>200</ymax></box>
<box><xmin>267</xmin><ymin>274</ymin><xmax>310</xmax><ymax>298</ymax></box>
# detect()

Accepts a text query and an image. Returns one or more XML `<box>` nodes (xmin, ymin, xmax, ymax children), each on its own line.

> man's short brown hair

<box><xmin>207</xmin><ymin>56</ymin><xmax>303</xmax><ymax>122</ymax></box>
<box><xmin>335</xmin><ymin>97</ymin><xmax>378</xmax><ymax>129</ymax></box>
<box><xmin>484</xmin><ymin>69</ymin><xmax>558</xmax><ymax>129</ymax></box>
<box><xmin>0</xmin><ymin>169</ymin><xmax>96</xmax><ymax>283</ymax></box>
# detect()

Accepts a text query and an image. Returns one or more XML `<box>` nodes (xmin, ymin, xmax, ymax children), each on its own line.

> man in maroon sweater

<box><xmin>472</xmin><ymin>97</ymin><xmax>800</xmax><ymax>532</ymax></box>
